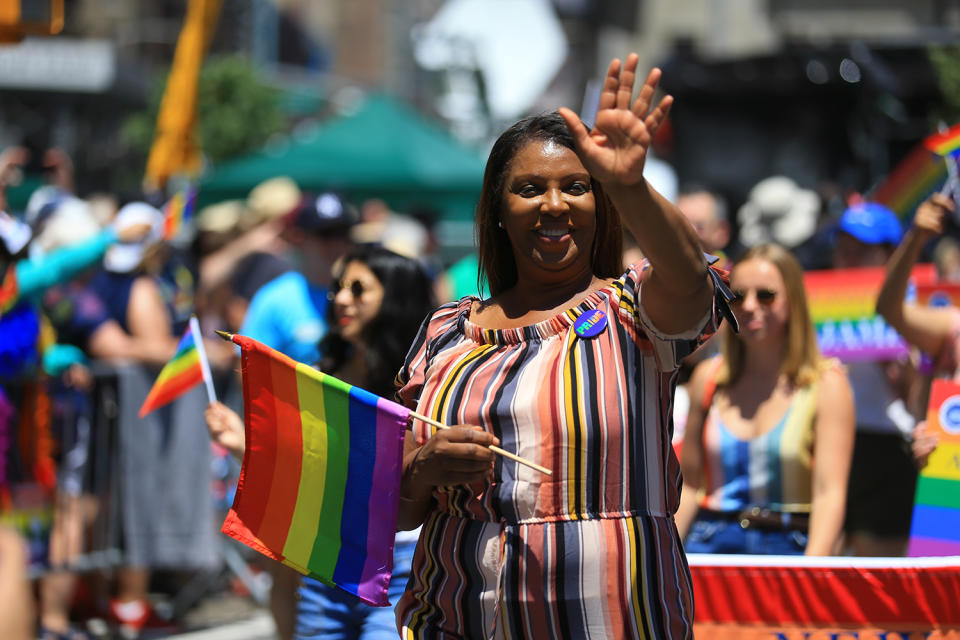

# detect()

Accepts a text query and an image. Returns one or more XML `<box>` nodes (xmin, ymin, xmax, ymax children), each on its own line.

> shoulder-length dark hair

<box><xmin>475</xmin><ymin>111</ymin><xmax>623</xmax><ymax>296</ymax></box>
<box><xmin>319</xmin><ymin>245</ymin><xmax>435</xmax><ymax>397</ymax></box>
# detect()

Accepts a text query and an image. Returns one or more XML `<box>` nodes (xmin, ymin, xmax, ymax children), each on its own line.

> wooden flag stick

<box><xmin>409</xmin><ymin>411</ymin><xmax>552</xmax><ymax>476</ymax></box>
<box><xmin>217</xmin><ymin>330</ymin><xmax>552</xmax><ymax>476</ymax></box>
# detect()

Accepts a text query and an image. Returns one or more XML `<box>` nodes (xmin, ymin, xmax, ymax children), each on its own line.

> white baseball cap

<box><xmin>103</xmin><ymin>202</ymin><xmax>164</xmax><ymax>273</ymax></box>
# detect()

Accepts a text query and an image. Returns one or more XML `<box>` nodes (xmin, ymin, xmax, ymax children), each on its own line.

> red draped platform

<box><xmin>689</xmin><ymin>554</ymin><xmax>960</xmax><ymax>639</ymax></box>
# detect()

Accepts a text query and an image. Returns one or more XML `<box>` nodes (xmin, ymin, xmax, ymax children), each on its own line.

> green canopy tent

<box><xmin>198</xmin><ymin>94</ymin><xmax>486</xmax><ymax>237</ymax></box>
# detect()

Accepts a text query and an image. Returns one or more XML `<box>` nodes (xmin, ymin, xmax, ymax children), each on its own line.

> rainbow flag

<box><xmin>161</xmin><ymin>187</ymin><xmax>197</xmax><ymax>240</ymax></box>
<box><xmin>908</xmin><ymin>379</ymin><xmax>960</xmax><ymax>557</ymax></box>
<box><xmin>924</xmin><ymin>123</ymin><xmax>960</xmax><ymax>158</ymax></box>
<box><xmin>139</xmin><ymin>316</ymin><xmax>210</xmax><ymax>417</ymax></box>
<box><xmin>0</xmin><ymin>264</ymin><xmax>18</xmax><ymax>316</ymax></box>
<box><xmin>870</xmin><ymin>144</ymin><xmax>948</xmax><ymax>220</ymax></box>
<box><xmin>221</xmin><ymin>333</ymin><xmax>409</xmax><ymax>606</ymax></box>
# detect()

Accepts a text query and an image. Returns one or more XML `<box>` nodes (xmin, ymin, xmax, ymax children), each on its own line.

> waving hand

<box><xmin>558</xmin><ymin>53</ymin><xmax>672</xmax><ymax>188</ymax></box>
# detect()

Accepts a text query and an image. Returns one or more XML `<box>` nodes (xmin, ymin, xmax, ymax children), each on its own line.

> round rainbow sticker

<box><xmin>574</xmin><ymin>309</ymin><xmax>607</xmax><ymax>338</ymax></box>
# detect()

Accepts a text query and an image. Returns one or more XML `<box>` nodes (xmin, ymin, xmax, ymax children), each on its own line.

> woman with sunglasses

<box><xmin>206</xmin><ymin>244</ymin><xmax>435</xmax><ymax>640</ymax></box>
<box><xmin>675</xmin><ymin>243</ymin><xmax>855</xmax><ymax>555</ymax></box>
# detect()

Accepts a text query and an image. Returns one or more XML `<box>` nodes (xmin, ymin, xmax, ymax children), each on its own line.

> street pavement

<box><xmin>165</xmin><ymin>611</ymin><xmax>275</xmax><ymax>640</ymax></box>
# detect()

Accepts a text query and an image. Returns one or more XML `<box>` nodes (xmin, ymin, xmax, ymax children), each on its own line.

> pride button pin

<box><xmin>574</xmin><ymin>309</ymin><xmax>607</xmax><ymax>338</ymax></box>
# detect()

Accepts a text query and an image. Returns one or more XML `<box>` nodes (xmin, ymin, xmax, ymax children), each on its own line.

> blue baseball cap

<box><xmin>836</xmin><ymin>201</ymin><xmax>903</xmax><ymax>246</ymax></box>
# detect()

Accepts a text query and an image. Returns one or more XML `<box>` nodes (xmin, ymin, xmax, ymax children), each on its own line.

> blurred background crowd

<box><xmin>1</xmin><ymin>1</ymin><xmax>960</xmax><ymax>639</ymax></box>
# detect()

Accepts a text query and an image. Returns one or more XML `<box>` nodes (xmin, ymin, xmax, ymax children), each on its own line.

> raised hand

<box><xmin>911</xmin><ymin>420</ymin><xmax>938</xmax><ymax>469</ymax></box>
<box><xmin>205</xmin><ymin>401</ymin><xmax>246</xmax><ymax>460</ymax></box>
<box><xmin>913</xmin><ymin>193</ymin><xmax>954</xmax><ymax>239</ymax></box>
<box><xmin>558</xmin><ymin>53</ymin><xmax>672</xmax><ymax>188</ymax></box>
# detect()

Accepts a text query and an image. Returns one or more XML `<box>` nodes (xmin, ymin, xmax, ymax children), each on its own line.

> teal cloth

<box><xmin>42</xmin><ymin>343</ymin><xmax>88</xmax><ymax>377</ymax></box>
<box><xmin>15</xmin><ymin>228</ymin><xmax>117</xmax><ymax>302</ymax></box>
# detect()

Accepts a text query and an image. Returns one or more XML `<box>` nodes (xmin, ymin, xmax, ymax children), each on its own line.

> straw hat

<box><xmin>197</xmin><ymin>200</ymin><xmax>245</xmax><ymax>234</ymax></box>
<box><xmin>245</xmin><ymin>176</ymin><xmax>301</xmax><ymax>228</ymax></box>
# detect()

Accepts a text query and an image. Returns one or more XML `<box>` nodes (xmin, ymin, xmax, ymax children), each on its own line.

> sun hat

<box><xmin>32</xmin><ymin>197</ymin><xmax>101</xmax><ymax>256</ymax></box>
<box><xmin>737</xmin><ymin>176</ymin><xmax>821</xmax><ymax>248</ymax></box>
<box><xmin>0</xmin><ymin>211</ymin><xmax>32</xmax><ymax>256</ymax></box>
<box><xmin>245</xmin><ymin>176</ymin><xmax>302</xmax><ymax>228</ymax></box>
<box><xmin>196</xmin><ymin>200</ymin><xmax>245</xmax><ymax>234</ymax></box>
<box><xmin>103</xmin><ymin>202</ymin><xmax>164</xmax><ymax>273</ymax></box>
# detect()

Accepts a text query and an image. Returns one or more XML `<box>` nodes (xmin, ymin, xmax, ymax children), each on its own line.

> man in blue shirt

<box><xmin>241</xmin><ymin>192</ymin><xmax>355</xmax><ymax>365</ymax></box>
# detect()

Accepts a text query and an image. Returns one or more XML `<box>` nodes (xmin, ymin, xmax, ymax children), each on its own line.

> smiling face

<box><xmin>729</xmin><ymin>257</ymin><xmax>790</xmax><ymax>345</ymax></box>
<box><xmin>332</xmin><ymin>260</ymin><xmax>385</xmax><ymax>343</ymax></box>
<box><xmin>500</xmin><ymin>139</ymin><xmax>597</xmax><ymax>286</ymax></box>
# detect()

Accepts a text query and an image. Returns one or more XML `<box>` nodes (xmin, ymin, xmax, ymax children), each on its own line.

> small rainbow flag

<box><xmin>0</xmin><ymin>264</ymin><xmax>18</xmax><ymax>317</ymax></box>
<box><xmin>162</xmin><ymin>187</ymin><xmax>197</xmax><ymax>240</ymax></box>
<box><xmin>139</xmin><ymin>316</ymin><xmax>213</xmax><ymax>417</ymax></box>
<box><xmin>908</xmin><ymin>379</ymin><xmax>960</xmax><ymax>557</ymax></box>
<box><xmin>923</xmin><ymin>123</ymin><xmax>960</xmax><ymax>158</ymax></box>
<box><xmin>221</xmin><ymin>333</ymin><xmax>409</xmax><ymax>606</ymax></box>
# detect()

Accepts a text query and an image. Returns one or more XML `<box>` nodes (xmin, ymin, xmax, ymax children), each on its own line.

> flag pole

<box><xmin>191</xmin><ymin>315</ymin><xmax>217</xmax><ymax>404</ymax></box>
<box><xmin>214</xmin><ymin>330</ymin><xmax>552</xmax><ymax>476</ymax></box>
<box><xmin>407</xmin><ymin>411</ymin><xmax>552</xmax><ymax>476</ymax></box>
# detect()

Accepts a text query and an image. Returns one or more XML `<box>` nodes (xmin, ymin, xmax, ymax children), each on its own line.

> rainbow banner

<box><xmin>221</xmin><ymin>333</ymin><xmax>409</xmax><ymax>606</ymax></box>
<box><xmin>139</xmin><ymin>316</ymin><xmax>213</xmax><ymax>417</ymax></box>
<box><xmin>689</xmin><ymin>554</ymin><xmax>960</xmax><ymax>638</ymax></box>
<box><xmin>870</xmin><ymin>144</ymin><xmax>948</xmax><ymax>220</ymax></box>
<box><xmin>804</xmin><ymin>266</ymin><xmax>939</xmax><ymax>362</ymax></box>
<box><xmin>908</xmin><ymin>379</ymin><xmax>960</xmax><ymax>557</ymax></box>
<box><xmin>161</xmin><ymin>187</ymin><xmax>197</xmax><ymax>240</ymax></box>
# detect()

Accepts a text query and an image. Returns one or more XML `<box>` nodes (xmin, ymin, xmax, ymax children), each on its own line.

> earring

<box><xmin>497</xmin><ymin>220</ymin><xmax>504</xmax><ymax>229</ymax></box>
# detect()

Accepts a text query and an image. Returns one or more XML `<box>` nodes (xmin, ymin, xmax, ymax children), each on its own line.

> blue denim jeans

<box><xmin>684</xmin><ymin>512</ymin><xmax>808</xmax><ymax>555</ymax></box>
<box><xmin>294</xmin><ymin>537</ymin><xmax>416</xmax><ymax>639</ymax></box>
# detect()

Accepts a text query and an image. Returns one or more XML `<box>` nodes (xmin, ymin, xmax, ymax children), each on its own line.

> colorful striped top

<box><xmin>698</xmin><ymin>376</ymin><xmax>818</xmax><ymax>514</ymax></box>
<box><xmin>395</xmin><ymin>262</ymin><xmax>728</xmax><ymax>640</ymax></box>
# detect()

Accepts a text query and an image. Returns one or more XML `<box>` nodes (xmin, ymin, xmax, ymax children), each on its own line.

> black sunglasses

<box><xmin>331</xmin><ymin>279</ymin><xmax>367</xmax><ymax>299</ymax></box>
<box><xmin>730</xmin><ymin>288</ymin><xmax>778</xmax><ymax>307</ymax></box>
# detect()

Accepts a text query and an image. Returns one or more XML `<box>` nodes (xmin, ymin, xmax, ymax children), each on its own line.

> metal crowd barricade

<box><xmin>1</xmin><ymin>359</ymin><xmax>269</xmax><ymax>613</ymax></box>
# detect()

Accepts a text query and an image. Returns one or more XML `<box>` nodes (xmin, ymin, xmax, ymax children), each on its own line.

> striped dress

<box><xmin>395</xmin><ymin>262</ymin><xmax>726</xmax><ymax>639</ymax></box>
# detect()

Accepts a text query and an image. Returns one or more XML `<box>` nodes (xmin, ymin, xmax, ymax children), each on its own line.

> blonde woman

<box><xmin>676</xmin><ymin>244</ymin><xmax>855</xmax><ymax>555</ymax></box>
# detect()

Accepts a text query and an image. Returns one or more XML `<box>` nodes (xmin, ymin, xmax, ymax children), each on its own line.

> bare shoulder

<box><xmin>816</xmin><ymin>359</ymin><xmax>853</xmax><ymax>404</ymax></box>
<box><xmin>687</xmin><ymin>356</ymin><xmax>723</xmax><ymax>406</ymax></box>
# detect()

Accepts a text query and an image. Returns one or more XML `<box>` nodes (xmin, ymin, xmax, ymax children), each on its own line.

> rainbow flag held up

<box><xmin>871</xmin><ymin>124</ymin><xmax>960</xmax><ymax>221</ymax></box>
<box><xmin>222</xmin><ymin>334</ymin><xmax>409</xmax><ymax>606</ymax></box>
<box><xmin>924</xmin><ymin>123</ymin><xmax>960</xmax><ymax>158</ymax></box>
<box><xmin>139</xmin><ymin>316</ymin><xmax>213</xmax><ymax>417</ymax></box>
<box><xmin>162</xmin><ymin>187</ymin><xmax>197</xmax><ymax>240</ymax></box>
<box><xmin>908</xmin><ymin>379</ymin><xmax>960</xmax><ymax>557</ymax></box>
<box><xmin>870</xmin><ymin>144</ymin><xmax>949</xmax><ymax>221</ymax></box>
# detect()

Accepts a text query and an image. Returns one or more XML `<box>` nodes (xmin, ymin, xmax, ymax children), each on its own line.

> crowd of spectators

<box><xmin>0</xmin><ymin>138</ymin><xmax>954</xmax><ymax>638</ymax></box>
